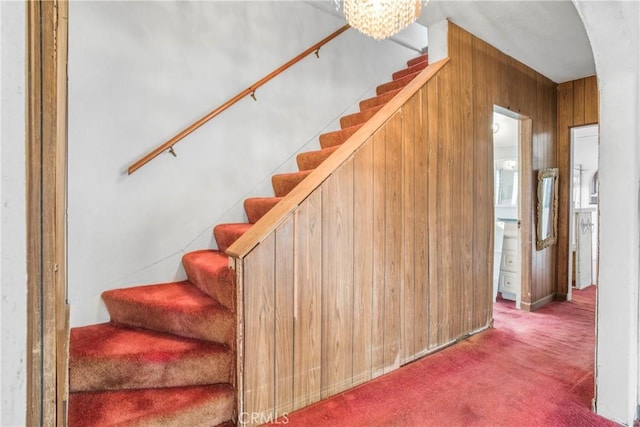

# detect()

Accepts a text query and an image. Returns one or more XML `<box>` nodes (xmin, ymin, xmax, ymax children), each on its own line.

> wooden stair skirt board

<box><xmin>67</xmin><ymin>53</ymin><xmax>430</xmax><ymax>426</ymax></box>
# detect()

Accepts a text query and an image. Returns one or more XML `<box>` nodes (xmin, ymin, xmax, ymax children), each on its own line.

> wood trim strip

<box><xmin>26</xmin><ymin>2</ymin><xmax>44</xmax><ymax>424</ymax></box>
<box><xmin>127</xmin><ymin>24</ymin><xmax>351</xmax><ymax>175</ymax></box>
<box><xmin>226</xmin><ymin>58</ymin><xmax>450</xmax><ymax>259</ymax></box>
<box><xmin>26</xmin><ymin>1</ymin><xmax>69</xmax><ymax>425</ymax></box>
<box><xmin>520</xmin><ymin>292</ymin><xmax>556</xmax><ymax>312</ymax></box>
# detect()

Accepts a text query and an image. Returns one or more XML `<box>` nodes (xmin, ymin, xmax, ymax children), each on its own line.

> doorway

<box><xmin>569</xmin><ymin>125</ymin><xmax>599</xmax><ymax>292</ymax></box>
<box><xmin>492</xmin><ymin>107</ymin><xmax>532</xmax><ymax>310</ymax></box>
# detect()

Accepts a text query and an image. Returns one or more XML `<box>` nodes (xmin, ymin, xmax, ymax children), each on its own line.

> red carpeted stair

<box><xmin>68</xmin><ymin>53</ymin><xmax>428</xmax><ymax>426</ymax></box>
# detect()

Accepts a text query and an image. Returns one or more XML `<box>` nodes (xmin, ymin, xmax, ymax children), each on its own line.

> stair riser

<box><xmin>214</xmin><ymin>226</ymin><xmax>249</xmax><ymax>253</ymax></box>
<box><xmin>70</xmin><ymin>349</ymin><xmax>232</xmax><ymax>393</ymax></box>
<box><xmin>68</xmin><ymin>385</ymin><xmax>235</xmax><ymax>427</ymax></box>
<box><xmin>319</xmin><ymin>125</ymin><xmax>361</xmax><ymax>149</ymax></box>
<box><xmin>340</xmin><ymin>105</ymin><xmax>383</xmax><ymax>129</ymax></box>
<box><xmin>104</xmin><ymin>301</ymin><xmax>234</xmax><ymax>347</ymax></box>
<box><xmin>407</xmin><ymin>54</ymin><xmax>428</xmax><ymax>67</ymax></box>
<box><xmin>297</xmin><ymin>147</ymin><xmax>338</xmax><ymax>171</ymax></box>
<box><xmin>392</xmin><ymin>60</ymin><xmax>428</xmax><ymax>80</ymax></box>
<box><xmin>244</xmin><ymin>198</ymin><xmax>282</xmax><ymax>224</ymax></box>
<box><xmin>272</xmin><ymin>171</ymin><xmax>311</xmax><ymax>197</ymax></box>
<box><xmin>359</xmin><ymin>89</ymin><xmax>400</xmax><ymax>111</ymax></box>
<box><xmin>183</xmin><ymin>256</ymin><xmax>236</xmax><ymax>312</ymax></box>
<box><xmin>376</xmin><ymin>72</ymin><xmax>420</xmax><ymax>96</ymax></box>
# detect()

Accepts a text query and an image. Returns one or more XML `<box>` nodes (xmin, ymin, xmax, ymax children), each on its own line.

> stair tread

<box><xmin>70</xmin><ymin>323</ymin><xmax>232</xmax><ymax>392</ymax></box>
<box><xmin>68</xmin><ymin>384</ymin><xmax>234</xmax><ymax>427</ymax></box>
<box><xmin>71</xmin><ymin>322</ymin><xmax>230</xmax><ymax>360</ymax></box>
<box><xmin>182</xmin><ymin>250</ymin><xmax>235</xmax><ymax>311</ymax></box>
<box><xmin>102</xmin><ymin>281</ymin><xmax>234</xmax><ymax>345</ymax></box>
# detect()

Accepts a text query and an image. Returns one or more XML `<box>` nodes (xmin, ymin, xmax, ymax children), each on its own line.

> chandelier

<box><xmin>334</xmin><ymin>0</ymin><xmax>426</xmax><ymax>41</ymax></box>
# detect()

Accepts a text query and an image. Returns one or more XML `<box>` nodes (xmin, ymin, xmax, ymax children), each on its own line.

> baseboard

<box><xmin>520</xmin><ymin>293</ymin><xmax>556</xmax><ymax>312</ymax></box>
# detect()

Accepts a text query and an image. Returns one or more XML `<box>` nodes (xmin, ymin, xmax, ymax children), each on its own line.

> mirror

<box><xmin>536</xmin><ymin>168</ymin><xmax>559</xmax><ymax>250</ymax></box>
<box><xmin>495</xmin><ymin>160</ymin><xmax>518</xmax><ymax>207</ymax></box>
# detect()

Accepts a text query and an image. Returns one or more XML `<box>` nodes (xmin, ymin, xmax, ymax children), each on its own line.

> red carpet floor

<box><xmin>271</xmin><ymin>286</ymin><xmax>618</xmax><ymax>426</ymax></box>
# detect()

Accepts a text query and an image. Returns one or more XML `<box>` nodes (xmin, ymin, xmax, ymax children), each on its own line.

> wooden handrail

<box><xmin>226</xmin><ymin>58</ymin><xmax>450</xmax><ymax>259</ymax></box>
<box><xmin>127</xmin><ymin>24</ymin><xmax>351</xmax><ymax>175</ymax></box>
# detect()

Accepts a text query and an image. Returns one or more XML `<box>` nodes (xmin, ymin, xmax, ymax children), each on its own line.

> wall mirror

<box><xmin>495</xmin><ymin>159</ymin><xmax>518</xmax><ymax>207</ymax></box>
<box><xmin>536</xmin><ymin>168</ymin><xmax>559</xmax><ymax>250</ymax></box>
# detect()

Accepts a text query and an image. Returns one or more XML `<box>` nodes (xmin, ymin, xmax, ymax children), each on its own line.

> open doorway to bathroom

<box><xmin>569</xmin><ymin>125</ymin><xmax>599</xmax><ymax>291</ymax></box>
<box><xmin>492</xmin><ymin>108</ymin><xmax>522</xmax><ymax>308</ymax></box>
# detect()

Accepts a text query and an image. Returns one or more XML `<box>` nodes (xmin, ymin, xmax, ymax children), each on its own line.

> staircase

<box><xmin>68</xmin><ymin>53</ymin><xmax>428</xmax><ymax>426</ymax></box>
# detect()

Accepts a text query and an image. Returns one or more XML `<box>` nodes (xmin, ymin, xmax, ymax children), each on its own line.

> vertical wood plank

<box><xmin>384</xmin><ymin>112</ymin><xmax>403</xmax><ymax>372</ymax></box>
<box><xmin>458</xmin><ymin>27</ymin><xmax>475</xmax><ymax>334</ymax></box>
<box><xmin>402</xmin><ymin>97</ymin><xmax>417</xmax><ymax>364</ymax></box>
<box><xmin>243</xmin><ymin>235</ymin><xmax>276</xmax><ymax>423</ymax></box>
<box><xmin>414</xmin><ymin>87</ymin><xmax>430</xmax><ymax>356</ymax></box>
<box><xmin>321</xmin><ymin>160</ymin><xmax>355</xmax><ymax>396</ymax></box>
<box><xmin>447</xmin><ymin>25</ymin><xmax>464</xmax><ymax>340</ymax></box>
<box><xmin>426</xmin><ymin>77</ymin><xmax>440</xmax><ymax>349</ymax></box>
<box><xmin>437</xmin><ymin>53</ymin><xmax>455</xmax><ymax>345</ymax></box>
<box><xmin>573</xmin><ymin>78</ymin><xmax>586</xmax><ymax>125</ymax></box>
<box><xmin>371</xmin><ymin>128</ymin><xmax>387</xmax><ymax>377</ymax></box>
<box><xmin>26</xmin><ymin>3</ymin><xmax>44</xmax><ymax>425</ymax></box>
<box><xmin>472</xmin><ymin>37</ymin><xmax>494</xmax><ymax>330</ymax></box>
<box><xmin>293</xmin><ymin>192</ymin><xmax>322</xmax><ymax>409</ymax></box>
<box><xmin>274</xmin><ymin>218</ymin><xmax>295</xmax><ymax>415</ymax></box>
<box><xmin>519</xmin><ymin>119</ymin><xmax>534</xmax><ymax>307</ymax></box>
<box><xmin>352</xmin><ymin>140</ymin><xmax>374</xmax><ymax>385</ymax></box>
<box><xmin>584</xmin><ymin>76</ymin><xmax>599</xmax><ymax>124</ymax></box>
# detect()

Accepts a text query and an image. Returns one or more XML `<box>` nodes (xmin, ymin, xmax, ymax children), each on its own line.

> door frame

<box><xmin>26</xmin><ymin>1</ymin><xmax>69</xmax><ymax>425</ymax></box>
<box><xmin>493</xmin><ymin>106</ymin><xmax>533</xmax><ymax>310</ymax></box>
<box><xmin>567</xmin><ymin>124</ymin><xmax>599</xmax><ymax>292</ymax></box>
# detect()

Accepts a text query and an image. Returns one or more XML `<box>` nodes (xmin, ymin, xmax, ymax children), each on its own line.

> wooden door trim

<box><xmin>518</xmin><ymin>118</ymin><xmax>533</xmax><ymax>310</ymax></box>
<box><xmin>26</xmin><ymin>1</ymin><xmax>69</xmax><ymax>425</ymax></box>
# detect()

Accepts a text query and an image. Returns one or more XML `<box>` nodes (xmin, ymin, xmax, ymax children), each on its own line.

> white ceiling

<box><xmin>418</xmin><ymin>0</ymin><xmax>596</xmax><ymax>83</ymax></box>
<box><xmin>309</xmin><ymin>0</ymin><xmax>595</xmax><ymax>83</ymax></box>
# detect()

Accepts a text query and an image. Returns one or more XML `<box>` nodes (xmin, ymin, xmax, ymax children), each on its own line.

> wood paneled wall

<box><xmin>233</xmin><ymin>22</ymin><xmax>559</xmax><ymax>424</ymax></box>
<box><xmin>448</xmin><ymin>23</ymin><xmax>558</xmax><ymax>309</ymax></box>
<box><xmin>556</xmin><ymin>76</ymin><xmax>599</xmax><ymax>297</ymax></box>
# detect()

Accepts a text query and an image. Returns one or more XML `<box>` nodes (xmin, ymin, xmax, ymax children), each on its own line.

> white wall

<box><xmin>0</xmin><ymin>2</ymin><xmax>27</xmax><ymax>426</ymax></box>
<box><xmin>573</xmin><ymin>1</ymin><xmax>640</xmax><ymax>424</ymax></box>
<box><xmin>67</xmin><ymin>1</ymin><xmax>419</xmax><ymax>326</ymax></box>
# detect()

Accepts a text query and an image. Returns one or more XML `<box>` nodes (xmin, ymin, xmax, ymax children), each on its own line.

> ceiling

<box><xmin>418</xmin><ymin>0</ymin><xmax>595</xmax><ymax>83</ymax></box>
<box><xmin>309</xmin><ymin>0</ymin><xmax>595</xmax><ymax>83</ymax></box>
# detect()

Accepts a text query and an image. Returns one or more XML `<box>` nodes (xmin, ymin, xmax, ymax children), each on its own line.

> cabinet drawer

<box><xmin>500</xmin><ymin>272</ymin><xmax>519</xmax><ymax>293</ymax></box>
<box><xmin>503</xmin><ymin>236</ymin><xmax>518</xmax><ymax>251</ymax></box>
<box><xmin>502</xmin><ymin>251</ymin><xmax>518</xmax><ymax>272</ymax></box>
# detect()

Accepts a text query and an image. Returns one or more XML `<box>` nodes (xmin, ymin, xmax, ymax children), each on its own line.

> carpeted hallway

<box><xmin>273</xmin><ymin>286</ymin><xmax>617</xmax><ymax>426</ymax></box>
